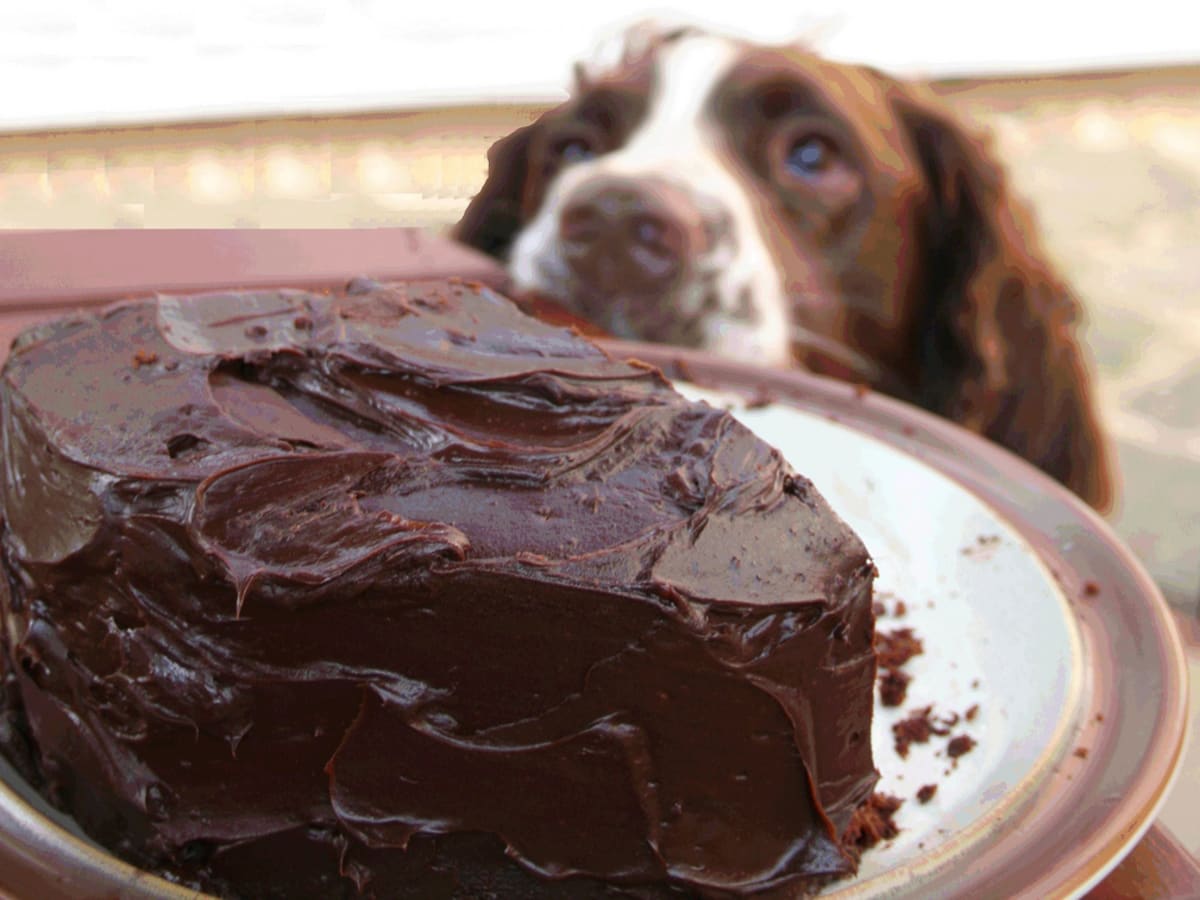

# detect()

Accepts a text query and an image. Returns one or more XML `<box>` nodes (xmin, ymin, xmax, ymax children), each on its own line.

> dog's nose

<box><xmin>558</xmin><ymin>177</ymin><xmax>705</xmax><ymax>292</ymax></box>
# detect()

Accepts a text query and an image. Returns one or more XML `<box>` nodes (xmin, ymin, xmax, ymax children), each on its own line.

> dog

<box><xmin>453</xmin><ymin>24</ymin><xmax>1113</xmax><ymax>510</ymax></box>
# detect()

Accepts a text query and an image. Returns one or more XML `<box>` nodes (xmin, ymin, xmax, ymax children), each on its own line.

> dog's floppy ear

<box><xmin>453</xmin><ymin>122</ymin><xmax>540</xmax><ymax>260</ymax></box>
<box><xmin>895</xmin><ymin>85</ymin><xmax>1114</xmax><ymax>510</ymax></box>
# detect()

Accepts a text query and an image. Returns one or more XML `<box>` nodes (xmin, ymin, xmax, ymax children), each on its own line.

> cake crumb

<box><xmin>1073</xmin><ymin>747</ymin><xmax>1089</xmax><ymax>759</ymax></box>
<box><xmin>916</xmin><ymin>784</ymin><xmax>938</xmax><ymax>804</ymax></box>
<box><xmin>892</xmin><ymin>600</ymin><xmax>907</xmax><ymax>617</ymax></box>
<box><xmin>842</xmin><ymin>793</ymin><xmax>903</xmax><ymax>861</ymax></box>
<box><xmin>1095</xmin><ymin>712</ymin><xmax>1105</xmax><ymax>723</ymax></box>
<box><xmin>879</xmin><ymin>669</ymin><xmax>911</xmax><ymax>707</ymax></box>
<box><xmin>965</xmin><ymin>703</ymin><xmax>979</xmax><ymax>722</ymax></box>
<box><xmin>132</xmin><ymin>349</ymin><xmax>158</xmax><ymax>368</ymax></box>
<box><xmin>946</xmin><ymin>734</ymin><xmax>976</xmax><ymax>759</ymax></box>
<box><xmin>876</xmin><ymin>628</ymin><xmax>924</xmax><ymax>669</ymax></box>
<box><xmin>893</xmin><ymin>707</ymin><xmax>935</xmax><ymax>758</ymax></box>
<box><xmin>893</xmin><ymin>706</ymin><xmax>963</xmax><ymax>759</ymax></box>
<box><xmin>1083</xmin><ymin>581</ymin><xmax>1101</xmax><ymax>597</ymax></box>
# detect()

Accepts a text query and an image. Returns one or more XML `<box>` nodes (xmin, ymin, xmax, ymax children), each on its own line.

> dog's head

<box><xmin>454</xmin><ymin>25</ymin><xmax>1113</xmax><ymax>508</ymax></box>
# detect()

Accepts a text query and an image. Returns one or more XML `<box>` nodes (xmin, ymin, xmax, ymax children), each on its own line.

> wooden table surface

<box><xmin>0</xmin><ymin>228</ymin><xmax>1194</xmax><ymax>899</ymax></box>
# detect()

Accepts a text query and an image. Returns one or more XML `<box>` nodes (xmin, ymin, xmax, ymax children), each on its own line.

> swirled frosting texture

<box><xmin>0</xmin><ymin>280</ymin><xmax>877</xmax><ymax>898</ymax></box>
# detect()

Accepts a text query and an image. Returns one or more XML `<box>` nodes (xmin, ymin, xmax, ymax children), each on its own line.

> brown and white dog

<box><xmin>453</xmin><ymin>24</ymin><xmax>1113</xmax><ymax>509</ymax></box>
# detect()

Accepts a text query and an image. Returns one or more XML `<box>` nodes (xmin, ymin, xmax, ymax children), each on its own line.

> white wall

<box><xmin>0</xmin><ymin>0</ymin><xmax>1197</xmax><ymax>131</ymax></box>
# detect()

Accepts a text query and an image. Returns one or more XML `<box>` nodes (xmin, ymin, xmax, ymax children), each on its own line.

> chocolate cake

<box><xmin>0</xmin><ymin>278</ymin><xmax>878</xmax><ymax>898</ymax></box>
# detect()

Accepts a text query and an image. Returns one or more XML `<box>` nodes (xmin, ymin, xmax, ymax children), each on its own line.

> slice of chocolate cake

<box><xmin>0</xmin><ymin>279</ymin><xmax>878</xmax><ymax>898</ymax></box>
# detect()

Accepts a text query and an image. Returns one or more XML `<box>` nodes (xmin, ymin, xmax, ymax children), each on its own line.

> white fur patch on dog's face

<box><xmin>508</xmin><ymin>31</ymin><xmax>794</xmax><ymax>367</ymax></box>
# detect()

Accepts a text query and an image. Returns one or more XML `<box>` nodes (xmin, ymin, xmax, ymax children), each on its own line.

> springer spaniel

<box><xmin>453</xmin><ymin>24</ymin><xmax>1113</xmax><ymax>509</ymax></box>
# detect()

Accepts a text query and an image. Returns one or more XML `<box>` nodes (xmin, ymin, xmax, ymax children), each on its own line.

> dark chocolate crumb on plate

<box><xmin>965</xmin><ymin>703</ymin><xmax>979</xmax><ymax>722</ymax></box>
<box><xmin>876</xmin><ymin>628</ymin><xmax>924</xmax><ymax>669</ymax></box>
<box><xmin>893</xmin><ymin>706</ymin><xmax>962</xmax><ymax>758</ymax></box>
<box><xmin>843</xmin><ymin>793</ymin><xmax>903</xmax><ymax>862</ymax></box>
<box><xmin>916</xmin><ymin>784</ymin><xmax>938</xmax><ymax>804</ymax></box>
<box><xmin>893</xmin><ymin>707</ymin><xmax>936</xmax><ymax>758</ymax></box>
<box><xmin>879</xmin><ymin>669</ymin><xmax>911</xmax><ymax>708</ymax></box>
<box><xmin>947</xmin><ymin>734</ymin><xmax>976</xmax><ymax>759</ymax></box>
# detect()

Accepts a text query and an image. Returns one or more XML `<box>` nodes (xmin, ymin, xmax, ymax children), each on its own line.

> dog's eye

<box><xmin>557</xmin><ymin>138</ymin><xmax>596</xmax><ymax>165</ymax></box>
<box><xmin>785</xmin><ymin>136</ymin><xmax>835</xmax><ymax>177</ymax></box>
<box><xmin>765</xmin><ymin>124</ymin><xmax>861</xmax><ymax>210</ymax></box>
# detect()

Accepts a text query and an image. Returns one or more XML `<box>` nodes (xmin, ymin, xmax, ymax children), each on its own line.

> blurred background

<box><xmin>0</xmin><ymin>0</ymin><xmax>1198</xmax><ymax>852</ymax></box>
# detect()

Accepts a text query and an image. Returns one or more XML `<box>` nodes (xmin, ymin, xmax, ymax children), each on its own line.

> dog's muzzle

<box><xmin>557</xmin><ymin>176</ymin><xmax>711</xmax><ymax>297</ymax></box>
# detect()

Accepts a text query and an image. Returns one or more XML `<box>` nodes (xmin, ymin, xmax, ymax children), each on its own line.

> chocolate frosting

<box><xmin>0</xmin><ymin>279</ymin><xmax>877</xmax><ymax>898</ymax></box>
